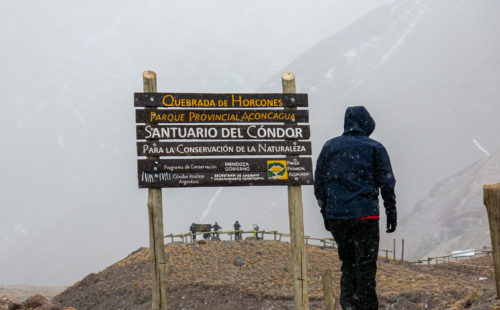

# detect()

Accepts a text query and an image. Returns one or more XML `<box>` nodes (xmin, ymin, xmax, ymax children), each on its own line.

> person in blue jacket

<box><xmin>314</xmin><ymin>106</ymin><xmax>397</xmax><ymax>310</ymax></box>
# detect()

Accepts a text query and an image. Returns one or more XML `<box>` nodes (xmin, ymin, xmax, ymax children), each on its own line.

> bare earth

<box><xmin>34</xmin><ymin>240</ymin><xmax>500</xmax><ymax>309</ymax></box>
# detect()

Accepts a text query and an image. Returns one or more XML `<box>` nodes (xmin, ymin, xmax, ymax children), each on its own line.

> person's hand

<box><xmin>386</xmin><ymin>208</ymin><xmax>397</xmax><ymax>233</ymax></box>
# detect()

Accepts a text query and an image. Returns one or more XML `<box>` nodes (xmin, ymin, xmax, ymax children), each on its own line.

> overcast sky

<box><xmin>0</xmin><ymin>0</ymin><xmax>396</xmax><ymax>285</ymax></box>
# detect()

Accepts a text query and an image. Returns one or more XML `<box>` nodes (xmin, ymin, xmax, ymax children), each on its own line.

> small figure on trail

<box><xmin>189</xmin><ymin>223</ymin><xmax>196</xmax><ymax>241</ymax></box>
<box><xmin>234</xmin><ymin>220</ymin><xmax>241</xmax><ymax>240</ymax></box>
<box><xmin>212</xmin><ymin>221</ymin><xmax>222</xmax><ymax>239</ymax></box>
<box><xmin>314</xmin><ymin>106</ymin><xmax>397</xmax><ymax>310</ymax></box>
<box><xmin>252</xmin><ymin>223</ymin><xmax>259</xmax><ymax>240</ymax></box>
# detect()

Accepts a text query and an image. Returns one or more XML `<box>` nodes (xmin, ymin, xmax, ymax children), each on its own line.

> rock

<box><xmin>24</xmin><ymin>294</ymin><xmax>59</xmax><ymax>310</ymax></box>
<box><xmin>197</xmin><ymin>240</ymin><xmax>207</xmax><ymax>245</ymax></box>
<box><xmin>25</xmin><ymin>294</ymin><xmax>49</xmax><ymax>308</ymax></box>
<box><xmin>8</xmin><ymin>302</ymin><xmax>23</xmax><ymax>310</ymax></box>
<box><xmin>36</xmin><ymin>304</ymin><xmax>60</xmax><ymax>310</ymax></box>
<box><xmin>233</xmin><ymin>257</ymin><xmax>246</xmax><ymax>267</ymax></box>
<box><xmin>1</xmin><ymin>296</ymin><xmax>22</xmax><ymax>310</ymax></box>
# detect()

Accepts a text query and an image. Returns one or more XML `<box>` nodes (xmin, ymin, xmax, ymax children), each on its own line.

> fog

<box><xmin>0</xmin><ymin>0</ymin><xmax>395</xmax><ymax>285</ymax></box>
<box><xmin>2</xmin><ymin>0</ymin><xmax>499</xmax><ymax>287</ymax></box>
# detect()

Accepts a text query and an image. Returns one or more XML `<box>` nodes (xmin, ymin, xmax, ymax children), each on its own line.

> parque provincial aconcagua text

<box><xmin>135</xmin><ymin>109</ymin><xmax>308</xmax><ymax>123</ymax></box>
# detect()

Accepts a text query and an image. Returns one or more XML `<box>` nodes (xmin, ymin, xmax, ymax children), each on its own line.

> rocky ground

<box><xmin>5</xmin><ymin>240</ymin><xmax>500</xmax><ymax>309</ymax></box>
<box><xmin>0</xmin><ymin>294</ymin><xmax>75</xmax><ymax>310</ymax></box>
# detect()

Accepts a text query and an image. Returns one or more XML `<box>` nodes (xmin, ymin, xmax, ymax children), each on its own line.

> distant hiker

<box><xmin>189</xmin><ymin>223</ymin><xmax>197</xmax><ymax>241</ymax></box>
<box><xmin>212</xmin><ymin>222</ymin><xmax>222</xmax><ymax>238</ymax></box>
<box><xmin>252</xmin><ymin>224</ymin><xmax>259</xmax><ymax>240</ymax></box>
<box><xmin>234</xmin><ymin>220</ymin><xmax>241</xmax><ymax>240</ymax></box>
<box><xmin>314</xmin><ymin>106</ymin><xmax>397</xmax><ymax>310</ymax></box>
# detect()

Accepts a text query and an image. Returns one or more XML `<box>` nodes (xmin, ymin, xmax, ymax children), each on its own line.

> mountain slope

<box><xmin>261</xmin><ymin>0</ymin><xmax>500</xmax><ymax>253</ymax></box>
<box><xmin>399</xmin><ymin>149</ymin><xmax>500</xmax><ymax>260</ymax></box>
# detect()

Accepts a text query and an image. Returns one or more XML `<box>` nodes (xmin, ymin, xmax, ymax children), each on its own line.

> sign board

<box><xmin>135</xmin><ymin>91</ymin><xmax>311</xmax><ymax>188</ymax></box>
<box><xmin>451</xmin><ymin>249</ymin><xmax>476</xmax><ymax>258</ymax></box>
<box><xmin>135</xmin><ymin>109</ymin><xmax>308</xmax><ymax>124</ymax></box>
<box><xmin>136</xmin><ymin>124</ymin><xmax>310</xmax><ymax>140</ymax></box>
<box><xmin>191</xmin><ymin>224</ymin><xmax>212</xmax><ymax>233</ymax></box>
<box><xmin>137</xmin><ymin>158</ymin><xmax>313</xmax><ymax>188</ymax></box>
<box><xmin>134</xmin><ymin>93</ymin><xmax>308</xmax><ymax>108</ymax></box>
<box><xmin>137</xmin><ymin>141</ymin><xmax>312</xmax><ymax>157</ymax></box>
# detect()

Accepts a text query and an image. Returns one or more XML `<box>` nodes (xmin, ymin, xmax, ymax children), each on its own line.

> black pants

<box><xmin>328</xmin><ymin>219</ymin><xmax>379</xmax><ymax>310</ymax></box>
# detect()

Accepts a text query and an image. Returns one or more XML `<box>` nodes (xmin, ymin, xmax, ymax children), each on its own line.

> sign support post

<box><xmin>143</xmin><ymin>71</ymin><xmax>168</xmax><ymax>310</ymax></box>
<box><xmin>282</xmin><ymin>72</ymin><xmax>309</xmax><ymax>310</ymax></box>
<box><xmin>483</xmin><ymin>183</ymin><xmax>500</xmax><ymax>298</ymax></box>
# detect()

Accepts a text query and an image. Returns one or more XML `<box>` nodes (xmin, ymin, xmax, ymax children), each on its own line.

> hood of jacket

<box><xmin>343</xmin><ymin>106</ymin><xmax>375</xmax><ymax>136</ymax></box>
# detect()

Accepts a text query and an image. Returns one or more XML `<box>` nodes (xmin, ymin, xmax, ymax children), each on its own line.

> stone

<box><xmin>233</xmin><ymin>257</ymin><xmax>246</xmax><ymax>267</ymax></box>
<box><xmin>24</xmin><ymin>295</ymin><xmax>60</xmax><ymax>310</ymax></box>
<box><xmin>25</xmin><ymin>294</ymin><xmax>49</xmax><ymax>308</ymax></box>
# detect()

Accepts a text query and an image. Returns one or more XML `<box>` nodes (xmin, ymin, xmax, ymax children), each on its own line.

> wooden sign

<box><xmin>134</xmin><ymin>93</ymin><xmax>308</xmax><ymax>108</ymax></box>
<box><xmin>138</xmin><ymin>158</ymin><xmax>313</xmax><ymax>188</ymax></box>
<box><xmin>135</xmin><ymin>109</ymin><xmax>309</xmax><ymax>124</ymax></box>
<box><xmin>136</xmin><ymin>124</ymin><xmax>311</xmax><ymax>140</ymax></box>
<box><xmin>137</xmin><ymin>141</ymin><xmax>312</xmax><ymax>157</ymax></box>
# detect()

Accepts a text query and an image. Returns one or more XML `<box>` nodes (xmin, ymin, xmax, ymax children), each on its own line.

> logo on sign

<box><xmin>267</xmin><ymin>160</ymin><xmax>288</xmax><ymax>180</ymax></box>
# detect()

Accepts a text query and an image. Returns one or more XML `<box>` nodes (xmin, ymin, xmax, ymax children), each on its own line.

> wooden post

<box><xmin>401</xmin><ymin>239</ymin><xmax>405</xmax><ymax>262</ymax></box>
<box><xmin>483</xmin><ymin>183</ymin><xmax>500</xmax><ymax>298</ymax></box>
<box><xmin>282</xmin><ymin>72</ymin><xmax>309</xmax><ymax>310</ymax></box>
<box><xmin>385</xmin><ymin>250</ymin><xmax>388</xmax><ymax>262</ymax></box>
<box><xmin>143</xmin><ymin>71</ymin><xmax>168</xmax><ymax>310</ymax></box>
<box><xmin>393</xmin><ymin>239</ymin><xmax>396</xmax><ymax>262</ymax></box>
<box><xmin>321</xmin><ymin>270</ymin><xmax>337</xmax><ymax>310</ymax></box>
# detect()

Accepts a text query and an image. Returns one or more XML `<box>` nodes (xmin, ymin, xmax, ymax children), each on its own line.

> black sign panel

<box><xmin>137</xmin><ymin>158</ymin><xmax>313</xmax><ymax>187</ymax></box>
<box><xmin>137</xmin><ymin>141</ymin><xmax>312</xmax><ymax>157</ymax></box>
<box><xmin>135</xmin><ymin>109</ymin><xmax>308</xmax><ymax>124</ymax></box>
<box><xmin>134</xmin><ymin>93</ymin><xmax>308</xmax><ymax>108</ymax></box>
<box><xmin>136</xmin><ymin>124</ymin><xmax>311</xmax><ymax>140</ymax></box>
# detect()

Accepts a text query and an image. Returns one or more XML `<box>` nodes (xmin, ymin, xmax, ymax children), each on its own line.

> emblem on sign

<box><xmin>267</xmin><ymin>160</ymin><xmax>288</xmax><ymax>180</ymax></box>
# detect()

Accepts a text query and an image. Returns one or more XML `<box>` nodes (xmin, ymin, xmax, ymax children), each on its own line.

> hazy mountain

<box><xmin>261</xmin><ymin>0</ymin><xmax>500</xmax><ymax>254</ymax></box>
<box><xmin>398</xmin><ymin>149</ymin><xmax>500</xmax><ymax>260</ymax></box>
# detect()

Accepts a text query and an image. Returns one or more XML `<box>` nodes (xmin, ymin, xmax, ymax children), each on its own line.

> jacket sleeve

<box><xmin>314</xmin><ymin>144</ymin><xmax>328</xmax><ymax>208</ymax></box>
<box><xmin>374</xmin><ymin>144</ymin><xmax>396</xmax><ymax>213</ymax></box>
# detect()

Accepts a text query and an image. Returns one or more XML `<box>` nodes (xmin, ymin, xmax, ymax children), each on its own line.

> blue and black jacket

<box><xmin>314</xmin><ymin>106</ymin><xmax>396</xmax><ymax>220</ymax></box>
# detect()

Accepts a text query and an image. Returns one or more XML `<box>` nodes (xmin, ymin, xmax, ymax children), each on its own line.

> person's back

<box><xmin>234</xmin><ymin>221</ymin><xmax>241</xmax><ymax>230</ymax></box>
<box><xmin>315</xmin><ymin>106</ymin><xmax>396</xmax><ymax>220</ymax></box>
<box><xmin>314</xmin><ymin>106</ymin><xmax>396</xmax><ymax>310</ymax></box>
<box><xmin>234</xmin><ymin>221</ymin><xmax>241</xmax><ymax>240</ymax></box>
